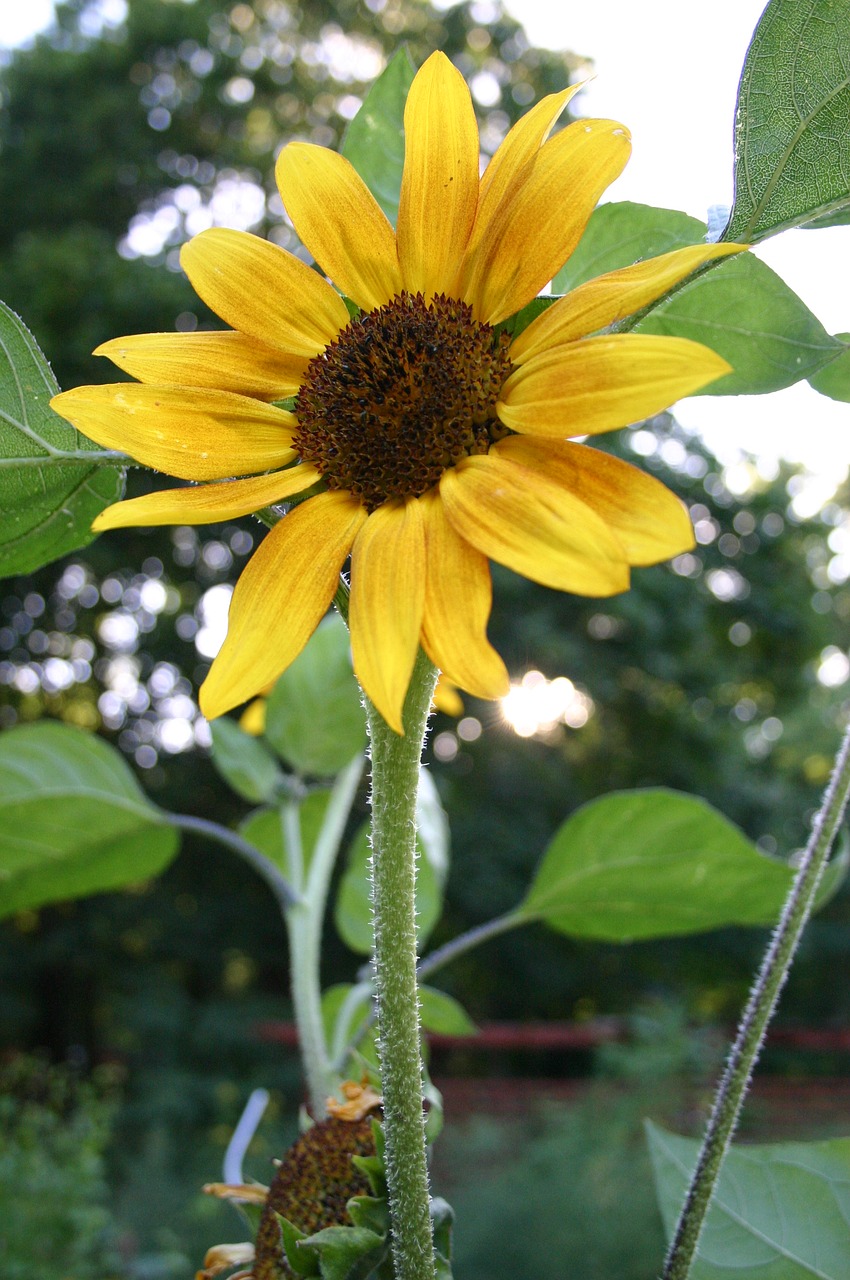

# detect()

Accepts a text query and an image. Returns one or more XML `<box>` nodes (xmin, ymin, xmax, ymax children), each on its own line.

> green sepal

<box><xmin>351</xmin><ymin>1119</ymin><xmax>387</xmax><ymax>1199</ymax></box>
<box><xmin>279</xmin><ymin>1215</ymin><xmax>321</xmax><ymax>1276</ymax></box>
<box><xmin>345</xmin><ymin>1195</ymin><xmax>390</xmax><ymax>1236</ymax></box>
<box><xmin>296</xmin><ymin>1224</ymin><xmax>388</xmax><ymax>1280</ymax></box>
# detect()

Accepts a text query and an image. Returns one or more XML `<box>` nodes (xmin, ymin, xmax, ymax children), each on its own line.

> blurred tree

<box><xmin>0</xmin><ymin>0</ymin><xmax>582</xmax><ymax>388</ymax></box>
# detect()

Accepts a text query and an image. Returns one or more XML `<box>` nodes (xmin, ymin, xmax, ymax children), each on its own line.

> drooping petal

<box><xmin>397</xmin><ymin>52</ymin><xmax>479</xmax><ymax>298</ymax></box>
<box><xmin>510</xmin><ymin>243</ymin><xmax>748</xmax><ymax>362</ymax></box>
<box><xmin>419</xmin><ymin>490</ymin><xmax>508</xmax><ymax>700</ymax></box>
<box><xmin>181</xmin><ymin>228</ymin><xmax>350</xmax><ymax>356</ymax></box>
<box><xmin>92</xmin><ymin>463</ymin><xmax>321</xmax><ymax>531</ymax></box>
<box><xmin>276</xmin><ymin>143</ymin><xmax>402</xmax><ymax>313</ymax></box>
<box><xmin>349</xmin><ymin>498</ymin><xmax>426</xmax><ymax>735</ymax></box>
<box><xmin>476</xmin><ymin>82</ymin><xmax>584</xmax><ymax>209</ymax></box>
<box><xmin>200</xmin><ymin>491</ymin><xmax>366</xmax><ymax>719</ymax></box>
<box><xmin>498</xmin><ymin>334</ymin><xmax>732</xmax><ymax>438</ymax></box>
<box><xmin>440</xmin><ymin>453</ymin><xmax>629</xmax><ymax>596</ymax></box>
<box><xmin>51</xmin><ymin>385</ymin><xmax>297</xmax><ymax>480</ymax></box>
<box><xmin>458</xmin><ymin>119</ymin><xmax>631</xmax><ymax>324</ymax></box>
<box><xmin>494</xmin><ymin>436</ymin><xmax>694</xmax><ymax>565</ymax></box>
<box><xmin>95</xmin><ymin>330</ymin><xmax>308</xmax><ymax>401</ymax></box>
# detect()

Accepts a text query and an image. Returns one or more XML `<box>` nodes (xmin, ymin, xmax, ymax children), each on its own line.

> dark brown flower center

<box><xmin>294</xmin><ymin>291</ymin><xmax>514</xmax><ymax>512</ymax></box>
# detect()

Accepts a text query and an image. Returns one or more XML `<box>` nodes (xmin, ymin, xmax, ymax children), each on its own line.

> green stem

<box><xmin>364</xmin><ymin>648</ymin><xmax>439</xmax><ymax>1280</ymax></box>
<box><xmin>285</xmin><ymin>756</ymin><xmax>364</xmax><ymax>1117</ymax></box>
<box><xmin>164</xmin><ymin>811</ymin><xmax>300</xmax><ymax>913</ymax></box>
<box><xmin>663</xmin><ymin>721</ymin><xmax>850</xmax><ymax>1280</ymax></box>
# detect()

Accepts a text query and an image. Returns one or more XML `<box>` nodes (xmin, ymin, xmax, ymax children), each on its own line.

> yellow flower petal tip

<box><xmin>78</xmin><ymin>60</ymin><xmax>729</xmax><ymax>725</ymax></box>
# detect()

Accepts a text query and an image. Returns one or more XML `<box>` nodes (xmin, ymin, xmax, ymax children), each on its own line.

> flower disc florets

<box><xmin>294</xmin><ymin>291</ymin><xmax>514</xmax><ymax>511</ymax></box>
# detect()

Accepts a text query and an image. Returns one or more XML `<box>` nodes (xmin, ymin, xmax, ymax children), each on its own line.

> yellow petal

<box><xmin>419</xmin><ymin>489</ymin><xmax>508</xmax><ymax>700</ymax></box>
<box><xmin>276</xmin><ymin>143</ymin><xmax>402</xmax><ymax>313</ymax></box>
<box><xmin>51</xmin><ymin>385</ymin><xmax>296</xmax><ymax>480</ymax></box>
<box><xmin>493</xmin><ymin>436</ymin><xmax>694</xmax><ymax>565</ymax></box>
<box><xmin>440</xmin><ymin>453</ymin><xmax>629</xmax><ymax>596</ymax></box>
<box><xmin>181</xmin><ymin>228</ymin><xmax>349</xmax><ymax>357</ymax></box>
<box><xmin>458</xmin><ymin>119</ymin><xmax>631</xmax><ymax>325</ymax></box>
<box><xmin>498</xmin><ymin>334</ymin><xmax>732</xmax><ymax>438</ymax></box>
<box><xmin>397</xmin><ymin>52</ymin><xmax>479</xmax><ymax>298</ymax></box>
<box><xmin>95</xmin><ymin>330</ymin><xmax>308</xmax><ymax>401</ymax></box>
<box><xmin>92</xmin><ymin>464</ymin><xmax>321</xmax><ymax>531</ymax></box>
<box><xmin>476</xmin><ymin>82</ymin><xmax>584</xmax><ymax>210</ymax></box>
<box><xmin>349</xmin><ymin>499</ymin><xmax>426</xmax><ymax>735</ymax></box>
<box><xmin>200</xmin><ymin>491</ymin><xmax>366</xmax><ymax>720</ymax></box>
<box><xmin>510</xmin><ymin>243</ymin><xmax>749</xmax><ymax>362</ymax></box>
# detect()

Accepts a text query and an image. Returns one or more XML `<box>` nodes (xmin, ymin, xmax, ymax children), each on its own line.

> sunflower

<box><xmin>52</xmin><ymin>53</ymin><xmax>742</xmax><ymax>734</ymax></box>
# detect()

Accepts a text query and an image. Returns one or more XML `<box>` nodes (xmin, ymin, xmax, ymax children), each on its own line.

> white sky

<box><xmin>4</xmin><ymin>0</ymin><xmax>849</xmax><ymax>493</ymax></box>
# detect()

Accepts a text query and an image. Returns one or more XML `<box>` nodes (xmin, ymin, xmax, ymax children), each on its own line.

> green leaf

<box><xmin>415</xmin><ymin>769</ymin><xmax>450</xmax><ymax>946</ymax></box>
<box><xmin>265</xmin><ymin>614</ymin><xmax>366</xmax><ymax>777</ymax></box>
<box><xmin>0</xmin><ymin>300</ymin><xmax>125</xmax><ymax>578</ymax></box>
<box><xmin>209</xmin><ymin>717</ymin><xmax>285</xmax><ymax>803</ymax></box>
<box><xmin>334</xmin><ymin>822</ymin><xmax>375</xmax><ymax>954</ymax></box>
<box><xmin>808</xmin><ymin>333</ymin><xmax>850</xmax><ymax>401</ymax></box>
<box><xmin>0</xmin><ymin>722</ymin><xmax>178</xmax><ymax>919</ymax></box>
<box><xmin>419</xmin><ymin>987</ymin><xmax>477</xmax><ymax>1037</ymax></box>
<box><xmin>240</xmin><ymin>789</ymin><xmax>332</xmax><ymax>885</ymax></box>
<box><xmin>554</xmin><ymin>202</ymin><xmax>704</xmax><ymax>292</ymax></box>
<box><xmin>341</xmin><ymin>49</ymin><xmax>415</xmax><ymax>225</ymax></box>
<box><xmin>321</xmin><ymin>982</ymin><xmax>373</xmax><ymax>1065</ymax></box>
<box><xmin>334</xmin><ymin>772</ymin><xmax>448</xmax><ymax>954</ymax></box>
<box><xmin>723</xmin><ymin>0</ymin><xmax>850</xmax><ymax>242</ymax></box>
<box><xmin>636</xmin><ymin>253</ymin><xmax>842</xmax><ymax>394</ymax></box>
<box><xmin>647</xmin><ymin>1121</ymin><xmax>850</xmax><ymax>1279</ymax></box>
<box><xmin>519</xmin><ymin>789</ymin><xmax>808</xmax><ymax>942</ymax></box>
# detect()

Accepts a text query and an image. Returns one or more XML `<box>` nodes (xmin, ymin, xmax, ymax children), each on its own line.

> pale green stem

<box><xmin>364</xmin><ymin>649</ymin><xmax>439</xmax><ymax>1280</ymax></box>
<box><xmin>285</xmin><ymin>756</ymin><xmax>364</xmax><ymax>1117</ymax></box>
<box><xmin>663</xmin><ymin>721</ymin><xmax>850</xmax><ymax>1280</ymax></box>
<box><xmin>417</xmin><ymin>910</ymin><xmax>526</xmax><ymax>981</ymax></box>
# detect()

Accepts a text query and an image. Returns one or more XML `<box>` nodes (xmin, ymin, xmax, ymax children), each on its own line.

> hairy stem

<box><xmin>364</xmin><ymin>649</ymin><xmax>439</xmax><ymax>1280</ymax></box>
<box><xmin>663</xmin><ymin>722</ymin><xmax>850</xmax><ymax>1280</ymax></box>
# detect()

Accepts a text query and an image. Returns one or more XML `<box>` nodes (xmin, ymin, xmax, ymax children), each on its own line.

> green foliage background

<box><xmin>1</xmin><ymin>0</ymin><xmax>850</xmax><ymax>1275</ymax></box>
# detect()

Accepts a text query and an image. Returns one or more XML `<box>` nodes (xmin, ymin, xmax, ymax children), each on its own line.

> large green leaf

<box><xmin>264</xmin><ymin>614</ymin><xmax>367</xmax><ymax>777</ymax></box>
<box><xmin>0</xmin><ymin>722</ymin><xmax>178</xmax><ymax>919</ymax></box>
<box><xmin>554</xmin><ymin>202</ymin><xmax>704</xmax><ymax>293</ymax></box>
<box><xmin>518</xmin><ymin>789</ymin><xmax>813</xmax><ymax>942</ymax></box>
<box><xmin>341</xmin><ymin>48</ymin><xmax>415</xmax><ymax>226</ymax></box>
<box><xmin>723</xmin><ymin>0</ymin><xmax>850</xmax><ymax>242</ymax></box>
<box><xmin>636</xmin><ymin>253</ymin><xmax>842</xmax><ymax>394</ymax></box>
<box><xmin>809</xmin><ymin>332</ymin><xmax>850</xmax><ymax>401</ymax></box>
<box><xmin>0</xmin><ymin>301</ymin><xmax>125</xmax><ymax>578</ymax></box>
<box><xmin>648</xmin><ymin>1122</ymin><xmax>850</xmax><ymax>1279</ymax></box>
<box><xmin>334</xmin><ymin>770</ymin><xmax>448</xmax><ymax>954</ymax></box>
